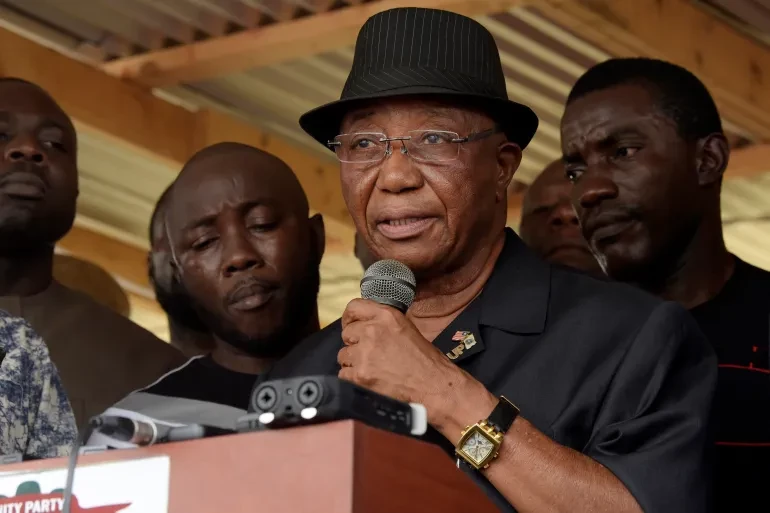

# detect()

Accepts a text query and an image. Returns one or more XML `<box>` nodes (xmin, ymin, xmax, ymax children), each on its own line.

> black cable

<box><xmin>62</xmin><ymin>416</ymin><xmax>103</xmax><ymax>513</ymax></box>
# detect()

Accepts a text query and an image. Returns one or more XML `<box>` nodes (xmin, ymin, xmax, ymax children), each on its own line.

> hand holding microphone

<box><xmin>338</xmin><ymin>260</ymin><xmax>468</xmax><ymax>426</ymax></box>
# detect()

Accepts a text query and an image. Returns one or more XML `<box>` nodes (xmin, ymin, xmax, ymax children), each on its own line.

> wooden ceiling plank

<box><xmin>725</xmin><ymin>143</ymin><xmax>770</xmax><ymax>178</ymax></box>
<box><xmin>102</xmin><ymin>0</ymin><xmax>529</xmax><ymax>87</ymax></box>
<box><xmin>0</xmin><ymin>25</ymin><xmax>350</xmax><ymax>228</ymax></box>
<box><xmin>537</xmin><ymin>0</ymin><xmax>770</xmax><ymax>139</ymax></box>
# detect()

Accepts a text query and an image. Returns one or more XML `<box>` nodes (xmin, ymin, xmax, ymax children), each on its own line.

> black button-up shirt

<box><xmin>258</xmin><ymin>229</ymin><xmax>716</xmax><ymax>512</ymax></box>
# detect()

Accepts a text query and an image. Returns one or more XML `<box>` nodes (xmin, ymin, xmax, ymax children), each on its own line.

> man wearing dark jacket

<box><xmin>255</xmin><ymin>9</ymin><xmax>717</xmax><ymax>513</ymax></box>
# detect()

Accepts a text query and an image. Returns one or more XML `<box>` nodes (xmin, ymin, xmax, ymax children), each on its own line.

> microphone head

<box><xmin>360</xmin><ymin>260</ymin><xmax>416</xmax><ymax>313</ymax></box>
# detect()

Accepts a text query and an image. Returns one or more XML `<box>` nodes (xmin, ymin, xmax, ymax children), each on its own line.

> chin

<box><xmin>233</xmin><ymin>319</ymin><xmax>282</xmax><ymax>343</ymax></box>
<box><xmin>376</xmin><ymin>240</ymin><xmax>450</xmax><ymax>272</ymax></box>
<box><xmin>600</xmin><ymin>248</ymin><xmax>652</xmax><ymax>284</ymax></box>
<box><xmin>384</xmin><ymin>252</ymin><xmax>445</xmax><ymax>277</ymax></box>
<box><xmin>552</xmin><ymin>254</ymin><xmax>603</xmax><ymax>276</ymax></box>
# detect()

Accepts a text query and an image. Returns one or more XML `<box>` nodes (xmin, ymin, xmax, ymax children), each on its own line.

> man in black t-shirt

<box><xmin>88</xmin><ymin>142</ymin><xmax>325</xmax><ymax>446</ymax></box>
<box><xmin>563</xmin><ymin>57</ymin><xmax>770</xmax><ymax>511</ymax></box>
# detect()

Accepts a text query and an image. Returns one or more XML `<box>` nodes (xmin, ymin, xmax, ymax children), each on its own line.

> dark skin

<box><xmin>562</xmin><ymin>83</ymin><xmax>733</xmax><ymax>308</ymax></box>
<box><xmin>166</xmin><ymin>143</ymin><xmax>325</xmax><ymax>375</ymax></box>
<box><xmin>519</xmin><ymin>159</ymin><xmax>602</xmax><ymax>276</ymax></box>
<box><xmin>335</xmin><ymin>97</ymin><xmax>641</xmax><ymax>513</ymax></box>
<box><xmin>149</xmin><ymin>197</ymin><xmax>216</xmax><ymax>357</ymax></box>
<box><xmin>0</xmin><ymin>80</ymin><xmax>78</xmax><ymax>297</ymax></box>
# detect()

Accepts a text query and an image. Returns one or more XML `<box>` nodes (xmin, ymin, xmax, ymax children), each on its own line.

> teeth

<box><xmin>388</xmin><ymin>218</ymin><xmax>421</xmax><ymax>226</ymax></box>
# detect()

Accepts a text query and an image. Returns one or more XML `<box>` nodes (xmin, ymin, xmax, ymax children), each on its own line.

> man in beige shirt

<box><xmin>0</xmin><ymin>77</ymin><xmax>184</xmax><ymax>426</ymax></box>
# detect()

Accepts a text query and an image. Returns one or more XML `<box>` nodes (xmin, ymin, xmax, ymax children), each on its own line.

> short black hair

<box><xmin>567</xmin><ymin>58</ymin><xmax>723</xmax><ymax>141</ymax></box>
<box><xmin>0</xmin><ymin>76</ymin><xmax>77</xmax><ymax>137</ymax></box>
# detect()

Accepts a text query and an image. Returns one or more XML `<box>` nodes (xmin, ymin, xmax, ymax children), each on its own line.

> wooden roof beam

<box><xmin>0</xmin><ymin>25</ymin><xmax>351</xmax><ymax>228</ymax></box>
<box><xmin>102</xmin><ymin>0</ymin><xmax>529</xmax><ymax>87</ymax></box>
<box><xmin>537</xmin><ymin>0</ymin><xmax>770</xmax><ymax>139</ymax></box>
<box><xmin>725</xmin><ymin>143</ymin><xmax>770</xmax><ymax>178</ymax></box>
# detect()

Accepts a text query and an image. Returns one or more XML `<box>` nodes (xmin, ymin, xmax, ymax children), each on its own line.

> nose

<box><xmin>549</xmin><ymin>200</ymin><xmax>580</xmax><ymax>230</ymax></box>
<box><xmin>375</xmin><ymin>141</ymin><xmax>424</xmax><ymax>194</ymax></box>
<box><xmin>4</xmin><ymin>135</ymin><xmax>46</xmax><ymax>165</ymax></box>
<box><xmin>575</xmin><ymin>173</ymin><xmax>618</xmax><ymax>210</ymax></box>
<box><xmin>221</xmin><ymin>230</ymin><xmax>264</xmax><ymax>278</ymax></box>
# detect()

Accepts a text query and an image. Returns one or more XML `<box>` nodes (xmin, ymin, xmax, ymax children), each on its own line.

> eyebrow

<box><xmin>0</xmin><ymin>110</ymin><xmax>75</xmax><ymax>136</ymax></box>
<box><xmin>421</xmin><ymin>107</ymin><xmax>459</xmax><ymax>123</ymax></box>
<box><xmin>347</xmin><ymin>110</ymin><xmax>376</xmax><ymax>124</ymax></box>
<box><xmin>564</xmin><ymin>126</ymin><xmax>645</xmax><ymax>159</ymax></box>
<box><xmin>589</xmin><ymin>126</ymin><xmax>645</xmax><ymax>147</ymax></box>
<box><xmin>562</xmin><ymin>153</ymin><xmax>583</xmax><ymax>165</ymax></box>
<box><xmin>181</xmin><ymin>214</ymin><xmax>217</xmax><ymax>234</ymax></box>
<box><xmin>179</xmin><ymin>200</ymin><xmax>273</xmax><ymax>233</ymax></box>
<box><xmin>38</xmin><ymin>121</ymin><xmax>69</xmax><ymax>133</ymax></box>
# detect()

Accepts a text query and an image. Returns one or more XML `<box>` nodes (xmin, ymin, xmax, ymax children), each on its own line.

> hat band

<box><xmin>340</xmin><ymin>66</ymin><xmax>505</xmax><ymax>101</ymax></box>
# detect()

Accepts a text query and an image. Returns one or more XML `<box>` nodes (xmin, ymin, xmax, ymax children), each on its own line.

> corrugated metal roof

<box><xmin>700</xmin><ymin>0</ymin><xmax>770</xmax><ymax>47</ymax></box>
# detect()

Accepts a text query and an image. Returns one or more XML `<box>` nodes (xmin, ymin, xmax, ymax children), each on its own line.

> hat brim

<box><xmin>299</xmin><ymin>86</ymin><xmax>539</xmax><ymax>150</ymax></box>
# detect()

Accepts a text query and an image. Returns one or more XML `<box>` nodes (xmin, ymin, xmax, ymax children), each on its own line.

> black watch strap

<box><xmin>487</xmin><ymin>396</ymin><xmax>520</xmax><ymax>433</ymax></box>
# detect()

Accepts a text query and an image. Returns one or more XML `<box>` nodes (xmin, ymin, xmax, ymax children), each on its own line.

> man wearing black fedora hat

<box><xmin>258</xmin><ymin>8</ymin><xmax>715</xmax><ymax>512</ymax></box>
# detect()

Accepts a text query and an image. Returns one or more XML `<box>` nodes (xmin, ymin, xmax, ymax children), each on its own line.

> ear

<box><xmin>309</xmin><ymin>213</ymin><xmax>326</xmax><ymax>264</ymax></box>
<box><xmin>495</xmin><ymin>142</ymin><xmax>523</xmax><ymax>202</ymax></box>
<box><xmin>695</xmin><ymin>133</ymin><xmax>729</xmax><ymax>187</ymax></box>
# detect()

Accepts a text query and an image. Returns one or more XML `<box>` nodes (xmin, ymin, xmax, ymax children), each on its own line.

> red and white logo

<box><xmin>0</xmin><ymin>457</ymin><xmax>169</xmax><ymax>513</ymax></box>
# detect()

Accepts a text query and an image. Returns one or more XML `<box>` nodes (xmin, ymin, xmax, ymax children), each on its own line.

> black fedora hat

<box><xmin>299</xmin><ymin>7</ymin><xmax>539</xmax><ymax>149</ymax></box>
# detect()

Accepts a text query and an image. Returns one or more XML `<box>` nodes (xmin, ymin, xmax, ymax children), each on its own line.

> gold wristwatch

<box><xmin>455</xmin><ymin>396</ymin><xmax>519</xmax><ymax>470</ymax></box>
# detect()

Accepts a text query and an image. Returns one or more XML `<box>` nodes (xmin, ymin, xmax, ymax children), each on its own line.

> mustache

<box><xmin>580</xmin><ymin>205</ymin><xmax>641</xmax><ymax>232</ymax></box>
<box><xmin>224</xmin><ymin>277</ymin><xmax>278</xmax><ymax>306</ymax></box>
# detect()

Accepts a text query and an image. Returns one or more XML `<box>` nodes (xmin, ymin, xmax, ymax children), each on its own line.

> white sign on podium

<box><xmin>0</xmin><ymin>456</ymin><xmax>170</xmax><ymax>513</ymax></box>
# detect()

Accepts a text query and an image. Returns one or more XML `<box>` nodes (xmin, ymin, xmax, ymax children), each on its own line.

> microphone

<box><xmin>91</xmin><ymin>415</ymin><xmax>237</xmax><ymax>446</ymax></box>
<box><xmin>360</xmin><ymin>259</ymin><xmax>416</xmax><ymax>312</ymax></box>
<box><xmin>92</xmin><ymin>415</ymin><xmax>165</xmax><ymax>446</ymax></box>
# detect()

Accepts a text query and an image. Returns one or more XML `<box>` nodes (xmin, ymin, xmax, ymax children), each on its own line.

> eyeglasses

<box><xmin>327</xmin><ymin>128</ymin><xmax>500</xmax><ymax>164</ymax></box>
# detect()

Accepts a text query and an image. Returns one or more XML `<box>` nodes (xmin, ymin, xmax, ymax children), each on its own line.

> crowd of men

<box><xmin>0</xmin><ymin>7</ymin><xmax>767</xmax><ymax>513</ymax></box>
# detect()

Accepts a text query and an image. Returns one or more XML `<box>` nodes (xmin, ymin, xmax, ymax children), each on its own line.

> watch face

<box><xmin>463</xmin><ymin>431</ymin><xmax>495</xmax><ymax>466</ymax></box>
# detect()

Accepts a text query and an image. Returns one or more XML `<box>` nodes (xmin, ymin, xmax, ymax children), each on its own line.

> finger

<box><xmin>338</xmin><ymin>366</ymin><xmax>357</xmax><ymax>384</ymax></box>
<box><xmin>341</xmin><ymin>321</ymin><xmax>366</xmax><ymax>346</ymax></box>
<box><xmin>337</xmin><ymin>346</ymin><xmax>356</xmax><ymax>368</ymax></box>
<box><xmin>341</xmin><ymin>298</ymin><xmax>382</xmax><ymax>328</ymax></box>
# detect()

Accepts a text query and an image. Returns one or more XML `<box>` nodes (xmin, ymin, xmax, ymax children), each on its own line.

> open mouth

<box><xmin>376</xmin><ymin>217</ymin><xmax>435</xmax><ymax>240</ymax></box>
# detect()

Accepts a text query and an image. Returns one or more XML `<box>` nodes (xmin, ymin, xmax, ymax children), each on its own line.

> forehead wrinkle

<box><xmin>563</xmin><ymin>85</ymin><xmax>673</xmax><ymax>151</ymax></box>
<box><xmin>168</xmin><ymin>146</ymin><xmax>309</xmax><ymax>238</ymax></box>
<box><xmin>343</xmin><ymin>99</ymin><xmax>485</xmax><ymax>133</ymax></box>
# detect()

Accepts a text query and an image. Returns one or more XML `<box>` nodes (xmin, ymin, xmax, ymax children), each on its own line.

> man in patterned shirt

<box><xmin>0</xmin><ymin>310</ymin><xmax>76</xmax><ymax>459</ymax></box>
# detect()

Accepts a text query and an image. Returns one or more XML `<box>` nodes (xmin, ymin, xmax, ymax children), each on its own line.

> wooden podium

<box><xmin>2</xmin><ymin>421</ymin><xmax>499</xmax><ymax>512</ymax></box>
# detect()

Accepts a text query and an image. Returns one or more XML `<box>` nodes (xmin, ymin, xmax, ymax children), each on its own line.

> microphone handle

<box><xmin>96</xmin><ymin>416</ymin><xmax>158</xmax><ymax>446</ymax></box>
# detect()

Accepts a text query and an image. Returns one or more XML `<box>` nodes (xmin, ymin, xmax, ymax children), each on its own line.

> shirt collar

<box><xmin>432</xmin><ymin>228</ymin><xmax>551</xmax><ymax>363</ymax></box>
<box><xmin>478</xmin><ymin>228</ymin><xmax>550</xmax><ymax>334</ymax></box>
